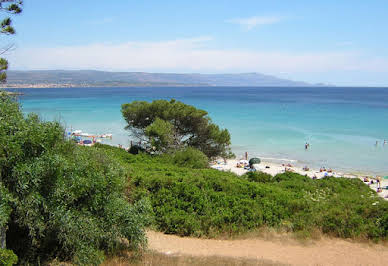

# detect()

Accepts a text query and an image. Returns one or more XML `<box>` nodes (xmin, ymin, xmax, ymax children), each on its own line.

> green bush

<box><xmin>170</xmin><ymin>147</ymin><xmax>208</xmax><ymax>169</ymax></box>
<box><xmin>93</xmin><ymin>145</ymin><xmax>388</xmax><ymax>240</ymax></box>
<box><xmin>241</xmin><ymin>171</ymin><xmax>273</xmax><ymax>183</ymax></box>
<box><xmin>129</xmin><ymin>144</ymin><xmax>145</xmax><ymax>155</ymax></box>
<box><xmin>0</xmin><ymin>95</ymin><xmax>151</xmax><ymax>265</ymax></box>
<box><xmin>0</xmin><ymin>248</ymin><xmax>18</xmax><ymax>266</ymax></box>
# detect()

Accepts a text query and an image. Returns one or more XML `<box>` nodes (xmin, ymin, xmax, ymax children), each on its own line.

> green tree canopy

<box><xmin>0</xmin><ymin>94</ymin><xmax>151</xmax><ymax>264</ymax></box>
<box><xmin>0</xmin><ymin>0</ymin><xmax>22</xmax><ymax>82</ymax></box>
<box><xmin>121</xmin><ymin>99</ymin><xmax>233</xmax><ymax>159</ymax></box>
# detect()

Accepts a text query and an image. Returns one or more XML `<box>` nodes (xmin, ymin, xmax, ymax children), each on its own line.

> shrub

<box><xmin>94</xmin><ymin>144</ymin><xmax>388</xmax><ymax>240</ymax></box>
<box><xmin>129</xmin><ymin>144</ymin><xmax>145</xmax><ymax>155</ymax></box>
<box><xmin>170</xmin><ymin>147</ymin><xmax>208</xmax><ymax>169</ymax></box>
<box><xmin>0</xmin><ymin>95</ymin><xmax>151</xmax><ymax>265</ymax></box>
<box><xmin>241</xmin><ymin>171</ymin><xmax>273</xmax><ymax>183</ymax></box>
<box><xmin>0</xmin><ymin>248</ymin><xmax>18</xmax><ymax>266</ymax></box>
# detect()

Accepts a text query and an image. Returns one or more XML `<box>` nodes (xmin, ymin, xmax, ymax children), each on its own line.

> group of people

<box><xmin>282</xmin><ymin>163</ymin><xmax>294</xmax><ymax>172</ymax></box>
<box><xmin>364</xmin><ymin>176</ymin><xmax>384</xmax><ymax>193</ymax></box>
<box><xmin>375</xmin><ymin>140</ymin><xmax>387</xmax><ymax>146</ymax></box>
<box><xmin>319</xmin><ymin>167</ymin><xmax>333</xmax><ymax>173</ymax></box>
<box><xmin>236</xmin><ymin>161</ymin><xmax>249</xmax><ymax>168</ymax></box>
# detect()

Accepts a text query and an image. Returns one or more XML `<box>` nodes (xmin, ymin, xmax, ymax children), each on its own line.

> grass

<box><xmin>102</xmin><ymin>251</ymin><xmax>285</xmax><ymax>266</ymax></box>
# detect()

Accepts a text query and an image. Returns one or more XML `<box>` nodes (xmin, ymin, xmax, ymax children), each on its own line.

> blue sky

<box><xmin>4</xmin><ymin>0</ymin><xmax>388</xmax><ymax>86</ymax></box>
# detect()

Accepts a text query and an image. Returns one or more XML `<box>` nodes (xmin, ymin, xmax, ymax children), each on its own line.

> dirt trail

<box><xmin>147</xmin><ymin>231</ymin><xmax>388</xmax><ymax>266</ymax></box>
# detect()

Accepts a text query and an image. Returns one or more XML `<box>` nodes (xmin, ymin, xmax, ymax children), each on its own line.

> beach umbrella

<box><xmin>249</xmin><ymin>158</ymin><xmax>261</xmax><ymax>166</ymax></box>
<box><xmin>384</xmin><ymin>176</ymin><xmax>388</xmax><ymax>180</ymax></box>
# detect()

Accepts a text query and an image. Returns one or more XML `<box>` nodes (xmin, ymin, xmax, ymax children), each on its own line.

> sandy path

<box><xmin>147</xmin><ymin>231</ymin><xmax>388</xmax><ymax>266</ymax></box>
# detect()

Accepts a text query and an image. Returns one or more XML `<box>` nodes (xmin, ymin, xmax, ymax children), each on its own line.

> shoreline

<box><xmin>230</xmin><ymin>146</ymin><xmax>388</xmax><ymax>177</ymax></box>
<box><xmin>211</xmin><ymin>157</ymin><xmax>388</xmax><ymax>200</ymax></box>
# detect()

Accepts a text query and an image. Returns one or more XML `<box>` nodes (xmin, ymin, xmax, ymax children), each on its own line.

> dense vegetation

<box><xmin>96</xmin><ymin>144</ymin><xmax>388</xmax><ymax>241</ymax></box>
<box><xmin>2</xmin><ymin>94</ymin><xmax>388</xmax><ymax>265</ymax></box>
<box><xmin>0</xmin><ymin>95</ymin><xmax>151</xmax><ymax>265</ymax></box>
<box><xmin>121</xmin><ymin>99</ymin><xmax>233</xmax><ymax>159</ymax></box>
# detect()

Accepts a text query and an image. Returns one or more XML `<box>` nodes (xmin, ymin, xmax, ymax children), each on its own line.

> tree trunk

<box><xmin>0</xmin><ymin>226</ymin><xmax>5</xmax><ymax>249</ymax></box>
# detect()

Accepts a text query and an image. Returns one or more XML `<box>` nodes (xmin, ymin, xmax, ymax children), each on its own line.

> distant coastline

<box><xmin>2</xmin><ymin>83</ymin><xmax>332</xmax><ymax>89</ymax></box>
<box><xmin>2</xmin><ymin>82</ymin><xmax>205</xmax><ymax>89</ymax></box>
<box><xmin>5</xmin><ymin>70</ymin><xmax>319</xmax><ymax>88</ymax></box>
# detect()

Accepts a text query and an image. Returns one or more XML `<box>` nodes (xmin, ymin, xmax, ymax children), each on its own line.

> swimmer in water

<box><xmin>305</xmin><ymin>142</ymin><xmax>310</xmax><ymax>150</ymax></box>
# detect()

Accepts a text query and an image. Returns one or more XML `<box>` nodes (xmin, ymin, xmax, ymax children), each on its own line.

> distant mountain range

<box><xmin>3</xmin><ymin>70</ymin><xmax>322</xmax><ymax>87</ymax></box>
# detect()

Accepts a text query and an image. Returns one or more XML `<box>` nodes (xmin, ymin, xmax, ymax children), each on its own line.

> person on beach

<box><xmin>384</xmin><ymin>140</ymin><xmax>387</xmax><ymax>146</ymax></box>
<box><xmin>305</xmin><ymin>143</ymin><xmax>308</xmax><ymax>150</ymax></box>
<box><xmin>375</xmin><ymin>140</ymin><xmax>379</xmax><ymax>146</ymax></box>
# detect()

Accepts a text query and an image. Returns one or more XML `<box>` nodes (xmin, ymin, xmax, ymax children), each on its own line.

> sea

<box><xmin>8</xmin><ymin>86</ymin><xmax>388</xmax><ymax>175</ymax></box>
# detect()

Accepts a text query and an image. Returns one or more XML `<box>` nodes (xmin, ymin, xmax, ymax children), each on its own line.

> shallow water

<box><xmin>10</xmin><ymin>86</ymin><xmax>388</xmax><ymax>175</ymax></box>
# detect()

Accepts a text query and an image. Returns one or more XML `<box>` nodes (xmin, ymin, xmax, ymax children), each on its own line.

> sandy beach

<box><xmin>210</xmin><ymin>157</ymin><xmax>388</xmax><ymax>200</ymax></box>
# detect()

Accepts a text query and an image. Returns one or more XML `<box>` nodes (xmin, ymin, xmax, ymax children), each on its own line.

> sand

<box><xmin>210</xmin><ymin>159</ymin><xmax>388</xmax><ymax>201</ymax></box>
<box><xmin>211</xmin><ymin>159</ymin><xmax>345</xmax><ymax>178</ymax></box>
<box><xmin>147</xmin><ymin>231</ymin><xmax>388</xmax><ymax>266</ymax></box>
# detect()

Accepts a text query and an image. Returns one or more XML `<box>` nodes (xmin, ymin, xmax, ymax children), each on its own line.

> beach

<box><xmin>211</xmin><ymin>156</ymin><xmax>388</xmax><ymax>200</ymax></box>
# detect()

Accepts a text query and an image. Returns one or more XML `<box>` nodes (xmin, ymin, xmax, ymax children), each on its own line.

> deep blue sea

<box><xmin>9</xmin><ymin>86</ymin><xmax>388</xmax><ymax>175</ymax></box>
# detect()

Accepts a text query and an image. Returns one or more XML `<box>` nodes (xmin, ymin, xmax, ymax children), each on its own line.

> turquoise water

<box><xmin>10</xmin><ymin>86</ymin><xmax>388</xmax><ymax>175</ymax></box>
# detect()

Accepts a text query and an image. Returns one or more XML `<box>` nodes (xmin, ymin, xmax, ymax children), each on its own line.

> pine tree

<box><xmin>0</xmin><ymin>0</ymin><xmax>22</xmax><ymax>250</ymax></box>
<box><xmin>0</xmin><ymin>0</ymin><xmax>22</xmax><ymax>83</ymax></box>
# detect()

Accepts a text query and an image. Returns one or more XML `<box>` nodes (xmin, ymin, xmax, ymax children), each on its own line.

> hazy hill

<box><xmin>5</xmin><ymin>70</ymin><xmax>313</xmax><ymax>87</ymax></box>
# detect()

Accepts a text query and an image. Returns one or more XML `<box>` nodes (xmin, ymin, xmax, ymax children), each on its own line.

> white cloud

<box><xmin>227</xmin><ymin>16</ymin><xmax>283</xmax><ymax>30</ymax></box>
<box><xmin>6</xmin><ymin>37</ymin><xmax>388</xmax><ymax>76</ymax></box>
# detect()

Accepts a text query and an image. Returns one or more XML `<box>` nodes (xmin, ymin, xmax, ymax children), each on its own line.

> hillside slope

<box><xmin>5</xmin><ymin>70</ymin><xmax>312</xmax><ymax>87</ymax></box>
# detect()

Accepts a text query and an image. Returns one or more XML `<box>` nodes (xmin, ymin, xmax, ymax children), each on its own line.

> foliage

<box><xmin>240</xmin><ymin>171</ymin><xmax>273</xmax><ymax>183</ymax></box>
<box><xmin>169</xmin><ymin>147</ymin><xmax>208</xmax><ymax>169</ymax></box>
<box><xmin>128</xmin><ymin>144</ymin><xmax>145</xmax><ymax>155</ymax></box>
<box><xmin>0</xmin><ymin>248</ymin><xmax>17</xmax><ymax>266</ymax></box>
<box><xmin>145</xmin><ymin>117</ymin><xmax>175</xmax><ymax>151</ymax></box>
<box><xmin>121</xmin><ymin>99</ymin><xmax>233</xmax><ymax>159</ymax></box>
<box><xmin>94</xmin><ymin>144</ymin><xmax>388</xmax><ymax>240</ymax></box>
<box><xmin>0</xmin><ymin>95</ymin><xmax>151</xmax><ymax>265</ymax></box>
<box><xmin>0</xmin><ymin>0</ymin><xmax>22</xmax><ymax>82</ymax></box>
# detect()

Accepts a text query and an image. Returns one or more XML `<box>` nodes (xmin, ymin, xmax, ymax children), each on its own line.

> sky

<box><xmin>3</xmin><ymin>0</ymin><xmax>388</xmax><ymax>86</ymax></box>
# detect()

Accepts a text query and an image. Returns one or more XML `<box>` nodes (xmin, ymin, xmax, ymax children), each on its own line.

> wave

<box><xmin>258</xmin><ymin>157</ymin><xmax>297</xmax><ymax>163</ymax></box>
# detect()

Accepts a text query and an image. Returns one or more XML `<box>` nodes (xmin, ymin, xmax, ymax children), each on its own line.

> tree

<box><xmin>0</xmin><ymin>94</ymin><xmax>151</xmax><ymax>264</ymax></box>
<box><xmin>0</xmin><ymin>0</ymin><xmax>22</xmax><ymax>252</ymax></box>
<box><xmin>0</xmin><ymin>0</ymin><xmax>22</xmax><ymax>82</ymax></box>
<box><xmin>121</xmin><ymin>99</ymin><xmax>233</xmax><ymax>158</ymax></box>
